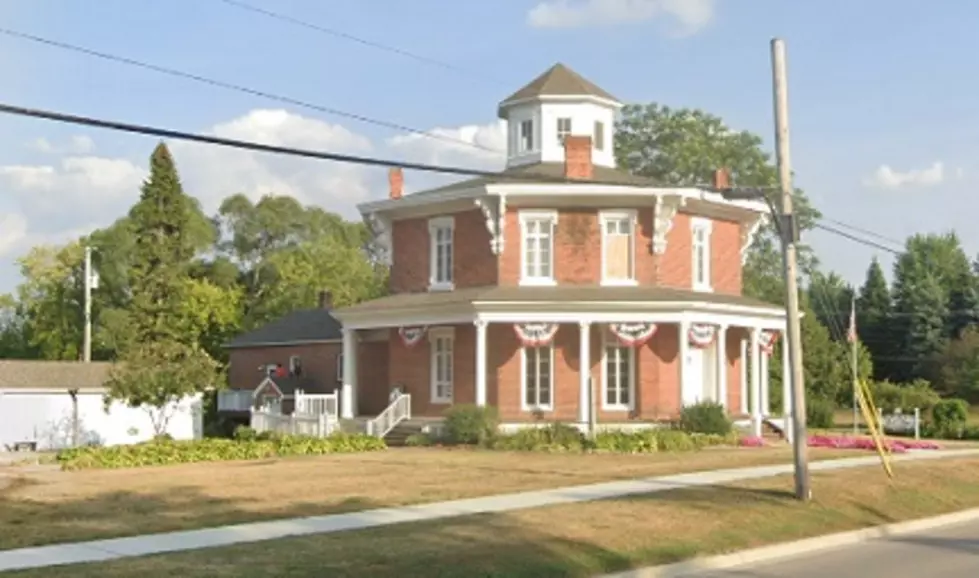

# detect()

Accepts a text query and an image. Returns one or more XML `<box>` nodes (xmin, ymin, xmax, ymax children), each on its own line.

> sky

<box><xmin>0</xmin><ymin>0</ymin><xmax>977</xmax><ymax>294</ymax></box>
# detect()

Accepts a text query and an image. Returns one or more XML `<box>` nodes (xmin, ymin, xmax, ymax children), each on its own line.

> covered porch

<box><xmin>332</xmin><ymin>285</ymin><xmax>792</xmax><ymax>437</ymax></box>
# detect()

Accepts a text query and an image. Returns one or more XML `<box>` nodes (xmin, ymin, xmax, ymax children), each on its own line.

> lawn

<box><xmin>0</xmin><ymin>445</ymin><xmax>858</xmax><ymax>551</ymax></box>
<box><xmin>9</xmin><ymin>456</ymin><xmax>979</xmax><ymax>578</ymax></box>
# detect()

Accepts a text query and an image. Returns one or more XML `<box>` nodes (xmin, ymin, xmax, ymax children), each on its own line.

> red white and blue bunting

<box><xmin>760</xmin><ymin>330</ymin><xmax>779</xmax><ymax>355</ymax></box>
<box><xmin>398</xmin><ymin>326</ymin><xmax>428</xmax><ymax>348</ymax></box>
<box><xmin>609</xmin><ymin>323</ymin><xmax>657</xmax><ymax>347</ymax></box>
<box><xmin>513</xmin><ymin>323</ymin><xmax>559</xmax><ymax>347</ymax></box>
<box><xmin>688</xmin><ymin>323</ymin><xmax>717</xmax><ymax>348</ymax></box>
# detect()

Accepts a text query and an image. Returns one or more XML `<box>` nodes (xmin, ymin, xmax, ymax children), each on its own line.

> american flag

<box><xmin>847</xmin><ymin>297</ymin><xmax>857</xmax><ymax>343</ymax></box>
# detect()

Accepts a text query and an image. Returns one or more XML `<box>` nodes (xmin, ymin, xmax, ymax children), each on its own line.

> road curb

<box><xmin>601</xmin><ymin>507</ymin><xmax>979</xmax><ymax>577</ymax></box>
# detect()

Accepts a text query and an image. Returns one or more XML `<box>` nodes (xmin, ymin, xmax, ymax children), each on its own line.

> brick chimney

<box><xmin>713</xmin><ymin>168</ymin><xmax>731</xmax><ymax>190</ymax></box>
<box><xmin>318</xmin><ymin>290</ymin><xmax>333</xmax><ymax>309</ymax></box>
<box><xmin>563</xmin><ymin>135</ymin><xmax>593</xmax><ymax>180</ymax></box>
<box><xmin>388</xmin><ymin>167</ymin><xmax>404</xmax><ymax>199</ymax></box>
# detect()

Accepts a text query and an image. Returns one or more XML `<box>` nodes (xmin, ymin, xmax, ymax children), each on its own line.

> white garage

<box><xmin>0</xmin><ymin>360</ymin><xmax>203</xmax><ymax>451</ymax></box>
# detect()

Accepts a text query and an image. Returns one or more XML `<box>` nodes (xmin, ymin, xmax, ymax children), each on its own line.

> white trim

<box><xmin>429</xmin><ymin>326</ymin><xmax>455</xmax><ymax>404</ymax></box>
<box><xmin>691</xmin><ymin>216</ymin><xmax>713</xmax><ymax>292</ymax></box>
<box><xmin>428</xmin><ymin>216</ymin><xmax>455</xmax><ymax>292</ymax></box>
<box><xmin>288</xmin><ymin>355</ymin><xmax>302</xmax><ymax>374</ymax></box>
<box><xmin>476</xmin><ymin>310</ymin><xmax>787</xmax><ymax>329</ymax></box>
<box><xmin>599</xmin><ymin>209</ymin><xmax>638</xmax><ymax>286</ymax></box>
<box><xmin>601</xmin><ymin>331</ymin><xmax>636</xmax><ymax>412</ymax></box>
<box><xmin>518</xmin><ymin>210</ymin><xmax>559</xmax><ymax>286</ymax></box>
<box><xmin>520</xmin><ymin>344</ymin><xmax>555</xmax><ymax>412</ymax></box>
<box><xmin>335</xmin><ymin>352</ymin><xmax>343</xmax><ymax>382</ymax></box>
<box><xmin>500</xmin><ymin>94</ymin><xmax>625</xmax><ymax>111</ymax></box>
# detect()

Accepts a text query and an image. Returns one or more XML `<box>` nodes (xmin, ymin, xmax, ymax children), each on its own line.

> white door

<box><xmin>701</xmin><ymin>344</ymin><xmax>718</xmax><ymax>403</ymax></box>
<box><xmin>683</xmin><ymin>348</ymin><xmax>704</xmax><ymax>406</ymax></box>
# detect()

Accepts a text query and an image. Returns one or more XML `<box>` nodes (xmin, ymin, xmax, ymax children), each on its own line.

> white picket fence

<box><xmin>295</xmin><ymin>390</ymin><xmax>338</xmax><ymax>418</ymax></box>
<box><xmin>250</xmin><ymin>410</ymin><xmax>336</xmax><ymax>437</ymax></box>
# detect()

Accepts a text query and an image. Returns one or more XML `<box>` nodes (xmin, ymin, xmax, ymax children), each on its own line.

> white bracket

<box><xmin>740</xmin><ymin>213</ymin><xmax>768</xmax><ymax>264</ymax></box>
<box><xmin>651</xmin><ymin>194</ymin><xmax>686</xmax><ymax>254</ymax></box>
<box><xmin>474</xmin><ymin>194</ymin><xmax>507</xmax><ymax>255</ymax></box>
<box><xmin>364</xmin><ymin>212</ymin><xmax>392</xmax><ymax>265</ymax></box>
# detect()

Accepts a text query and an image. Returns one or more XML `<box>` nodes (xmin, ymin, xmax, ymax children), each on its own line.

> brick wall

<box><xmin>228</xmin><ymin>342</ymin><xmax>342</xmax><ymax>391</ymax></box>
<box><xmin>388</xmin><ymin>209</ymin><xmax>497</xmax><ymax>294</ymax></box>
<box><xmin>657</xmin><ymin>212</ymin><xmax>742</xmax><ymax>294</ymax></box>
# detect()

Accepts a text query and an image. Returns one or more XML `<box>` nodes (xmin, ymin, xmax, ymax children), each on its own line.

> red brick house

<box><xmin>331</xmin><ymin>63</ymin><xmax>790</xmax><ymax>436</ymax></box>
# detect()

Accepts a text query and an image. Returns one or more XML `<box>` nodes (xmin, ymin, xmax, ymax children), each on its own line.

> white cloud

<box><xmin>863</xmin><ymin>161</ymin><xmax>946</xmax><ymax>190</ymax></box>
<box><xmin>28</xmin><ymin>135</ymin><xmax>95</xmax><ymax>154</ymax></box>
<box><xmin>527</xmin><ymin>0</ymin><xmax>715</xmax><ymax>35</ymax></box>
<box><xmin>0</xmin><ymin>213</ymin><xmax>28</xmax><ymax>259</ymax></box>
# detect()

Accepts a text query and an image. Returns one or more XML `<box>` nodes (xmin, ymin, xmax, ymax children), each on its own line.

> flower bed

<box><xmin>807</xmin><ymin>434</ymin><xmax>941</xmax><ymax>454</ymax></box>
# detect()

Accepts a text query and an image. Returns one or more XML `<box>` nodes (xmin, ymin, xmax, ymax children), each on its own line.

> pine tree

<box><xmin>857</xmin><ymin>258</ymin><xmax>894</xmax><ymax>380</ymax></box>
<box><xmin>892</xmin><ymin>253</ymin><xmax>948</xmax><ymax>381</ymax></box>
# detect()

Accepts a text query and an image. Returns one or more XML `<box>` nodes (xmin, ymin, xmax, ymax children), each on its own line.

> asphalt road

<box><xmin>697</xmin><ymin>518</ymin><xmax>979</xmax><ymax>577</ymax></box>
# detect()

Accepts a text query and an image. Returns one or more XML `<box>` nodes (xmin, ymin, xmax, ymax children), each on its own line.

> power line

<box><xmin>0</xmin><ymin>26</ymin><xmax>503</xmax><ymax>155</ymax></box>
<box><xmin>215</xmin><ymin>0</ymin><xmax>500</xmax><ymax>84</ymax></box>
<box><xmin>0</xmin><ymin>102</ymin><xmax>635</xmax><ymax>186</ymax></box>
<box><xmin>818</xmin><ymin>216</ymin><xmax>904</xmax><ymax>246</ymax></box>
<box><xmin>813</xmin><ymin>222</ymin><xmax>902</xmax><ymax>255</ymax></box>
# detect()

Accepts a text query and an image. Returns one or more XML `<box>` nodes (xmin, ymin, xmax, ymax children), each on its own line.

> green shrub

<box><xmin>491</xmin><ymin>422</ymin><xmax>585</xmax><ymax>452</ymax></box>
<box><xmin>932</xmin><ymin>398</ymin><xmax>970</xmax><ymax>439</ymax></box>
<box><xmin>806</xmin><ymin>397</ymin><xmax>836</xmax><ymax>429</ymax></box>
<box><xmin>869</xmin><ymin>379</ymin><xmax>940</xmax><ymax>413</ymax></box>
<box><xmin>443</xmin><ymin>405</ymin><xmax>500</xmax><ymax>445</ymax></box>
<box><xmin>56</xmin><ymin>432</ymin><xmax>386</xmax><ymax>471</ymax></box>
<box><xmin>233</xmin><ymin>425</ymin><xmax>258</xmax><ymax>441</ymax></box>
<box><xmin>591</xmin><ymin>428</ymin><xmax>735</xmax><ymax>454</ymax></box>
<box><xmin>404</xmin><ymin>433</ymin><xmax>436</xmax><ymax>447</ymax></box>
<box><xmin>678</xmin><ymin>401</ymin><xmax>732</xmax><ymax>435</ymax></box>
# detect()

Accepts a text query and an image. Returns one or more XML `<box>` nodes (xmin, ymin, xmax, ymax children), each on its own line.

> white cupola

<box><xmin>497</xmin><ymin>63</ymin><xmax>623</xmax><ymax>170</ymax></box>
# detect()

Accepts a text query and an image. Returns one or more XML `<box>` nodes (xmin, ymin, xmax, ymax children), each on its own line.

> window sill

<box><xmin>521</xmin><ymin>405</ymin><xmax>555</xmax><ymax>413</ymax></box>
<box><xmin>428</xmin><ymin>282</ymin><xmax>455</xmax><ymax>292</ymax></box>
<box><xmin>430</xmin><ymin>398</ymin><xmax>453</xmax><ymax>405</ymax></box>
<box><xmin>519</xmin><ymin>278</ymin><xmax>558</xmax><ymax>287</ymax></box>
<box><xmin>692</xmin><ymin>284</ymin><xmax>714</xmax><ymax>293</ymax></box>
<box><xmin>601</xmin><ymin>278</ymin><xmax>639</xmax><ymax>287</ymax></box>
<box><xmin>601</xmin><ymin>405</ymin><xmax>633</xmax><ymax>412</ymax></box>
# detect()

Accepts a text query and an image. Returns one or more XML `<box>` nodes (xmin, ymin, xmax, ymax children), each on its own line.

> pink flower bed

<box><xmin>808</xmin><ymin>435</ymin><xmax>941</xmax><ymax>454</ymax></box>
<box><xmin>739</xmin><ymin>436</ymin><xmax>767</xmax><ymax>447</ymax></box>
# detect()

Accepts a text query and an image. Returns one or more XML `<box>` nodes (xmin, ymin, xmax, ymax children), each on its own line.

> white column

<box><xmin>578</xmin><ymin>321</ymin><xmax>591</xmax><ymax>425</ymax></box>
<box><xmin>716</xmin><ymin>325</ymin><xmax>728</xmax><ymax>409</ymax></box>
<box><xmin>761</xmin><ymin>351</ymin><xmax>770</xmax><ymax>417</ymax></box>
<box><xmin>739</xmin><ymin>338</ymin><xmax>748</xmax><ymax>414</ymax></box>
<box><xmin>678</xmin><ymin>319</ymin><xmax>690</xmax><ymax>409</ymax></box>
<box><xmin>782</xmin><ymin>329</ymin><xmax>793</xmax><ymax>443</ymax></box>
<box><xmin>474</xmin><ymin>320</ymin><xmax>488</xmax><ymax>407</ymax></box>
<box><xmin>750</xmin><ymin>328</ymin><xmax>762</xmax><ymax>437</ymax></box>
<box><xmin>341</xmin><ymin>328</ymin><xmax>357</xmax><ymax>419</ymax></box>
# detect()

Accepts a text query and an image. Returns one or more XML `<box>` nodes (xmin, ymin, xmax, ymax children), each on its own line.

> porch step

<box><xmin>382</xmin><ymin>419</ymin><xmax>441</xmax><ymax>447</ymax></box>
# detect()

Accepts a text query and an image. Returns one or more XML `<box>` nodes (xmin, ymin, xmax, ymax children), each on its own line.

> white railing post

<box><xmin>914</xmin><ymin>407</ymin><xmax>921</xmax><ymax>440</ymax></box>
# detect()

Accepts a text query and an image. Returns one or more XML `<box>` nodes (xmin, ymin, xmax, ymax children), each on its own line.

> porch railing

<box><xmin>217</xmin><ymin>390</ymin><xmax>252</xmax><ymax>412</ymax></box>
<box><xmin>250</xmin><ymin>409</ymin><xmax>335</xmax><ymax>437</ymax></box>
<box><xmin>366</xmin><ymin>393</ymin><xmax>411</xmax><ymax>438</ymax></box>
<box><xmin>295</xmin><ymin>390</ymin><xmax>338</xmax><ymax>419</ymax></box>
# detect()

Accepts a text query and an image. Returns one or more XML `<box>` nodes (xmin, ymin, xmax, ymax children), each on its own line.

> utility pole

<box><xmin>850</xmin><ymin>296</ymin><xmax>859</xmax><ymax>436</ymax></box>
<box><xmin>83</xmin><ymin>245</ymin><xmax>93</xmax><ymax>363</ymax></box>
<box><xmin>771</xmin><ymin>37</ymin><xmax>811</xmax><ymax>501</ymax></box>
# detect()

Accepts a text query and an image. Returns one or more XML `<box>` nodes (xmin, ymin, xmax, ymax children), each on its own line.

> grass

<box><xmin>9</xmin><ymin>456</ymin><xmax>979</xmax><ymax>578</ymax></box>
<box><xmin>0</xmin><ymin>445</ymin><xmax>865</xmax><ymax>551</ymax></box>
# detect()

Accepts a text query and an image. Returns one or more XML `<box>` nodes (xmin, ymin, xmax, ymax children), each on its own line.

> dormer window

<box><xmin>556</xmin><ymin>117</ymin><xmax>572</xmax><ymax>145</ymax></box>
<box><xmin>519</xmin><ymin>119</ymin><xmax>535</xmax><ymax>153</ymax></box>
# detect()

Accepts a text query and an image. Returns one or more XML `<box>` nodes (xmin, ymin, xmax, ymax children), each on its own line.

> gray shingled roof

<box><xmin>0</xmin><ymin>360</ymin><xmax>114</xmax><ymax>390</ymax></box>
<box><xmin>334</xmin><ymin>285</ymin><xmax>781</xmax><ymax>316</ymax></box>
<box><xmin>231</xmin><ymin>374</ymin><xmax>334</xmax><ymax>395</ymax></box>
<box><xmin>499</xmin><ymin>63</ymin><xmax>620</xmax><ymax>113</ymax></box>
<box><xmin>401</xmin><ymin>162</ymin><xmax>658</xmax><ymax>201</ymax></box>
<box><xmin>225</xmin><ymin>309</ymin><xmax>343</xmax><ymax>349</ymax></box>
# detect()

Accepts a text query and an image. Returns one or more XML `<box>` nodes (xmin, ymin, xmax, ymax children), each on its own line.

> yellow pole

<box><xmin>856</xmin><ymin>379</ymin><xmax>893</xmax><ymax>478</ymax></box>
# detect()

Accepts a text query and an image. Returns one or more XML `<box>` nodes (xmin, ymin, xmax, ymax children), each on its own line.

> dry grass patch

<box><xmin>0</xmin><ymin>446</ymin><xmax>856</xmax><ymax>550</ymax></box>
<box><xmin>16</xmin><ymin>457</ymin><xmax>979</xmax><ymax>578</ymax></box>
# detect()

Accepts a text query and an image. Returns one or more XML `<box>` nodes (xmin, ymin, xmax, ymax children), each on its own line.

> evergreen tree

<box><xmin>105</xmin><ymin>143</ymin><xmax>220</xmax><ymax>425</ymax></box>
<box><xmin>856</xmin><ymin>258</ymin><xmax>894</xmax><ymax>380</ymax></box>
<box><xmin>892</xmin><ymin>258</ymin><xmax>948</xmax><ymax>381</ymax></box>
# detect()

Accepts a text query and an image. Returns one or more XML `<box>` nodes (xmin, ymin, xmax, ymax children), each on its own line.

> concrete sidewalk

<box><xmin>1</xmin><ymin>448</ymin><xmax>977</xmax><ymax>573</ymax></box>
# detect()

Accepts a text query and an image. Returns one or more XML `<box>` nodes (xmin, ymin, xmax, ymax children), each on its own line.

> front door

<box><xmin>683</xmin><ymin>347</ymin><xmax>704</xmax><ymax>406</ymax></box>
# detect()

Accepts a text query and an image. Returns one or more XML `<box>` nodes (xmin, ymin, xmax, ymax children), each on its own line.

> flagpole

<box><xmin>851</xmin><ymin>296</ymin><xmax>859</xmax><ymax>436</ymax></box>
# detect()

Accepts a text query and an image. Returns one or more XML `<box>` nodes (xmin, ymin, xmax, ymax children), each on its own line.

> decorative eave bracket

<box><xmin>364</xmin><ymin>212</ymin><xmax>393</xmax><ymax>266</ymax></box>
<box><xmin>474</xmin><ymin>194</ymin><xmax>507</xmax><ymax>255</ymax></box>
<box><xmin>651</xmin><ymin>194</ymin><xmax>686</xmax><ymax>254</ymax></box>
<box><xmin>740</xmin><ymin>213</ymin><xmax>768</xmax><ymax>264</ymax></box>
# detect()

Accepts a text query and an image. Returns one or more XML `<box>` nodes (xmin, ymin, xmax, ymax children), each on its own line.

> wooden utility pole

<box><xmin>83</xmin><ymin>246</ymin><xmax>93</xmax><ymax>362</ymax></box>
<box><xmin>771</xmin><ymin>37</ymin><xmax>811</xmax><ymax>501</ymax></box>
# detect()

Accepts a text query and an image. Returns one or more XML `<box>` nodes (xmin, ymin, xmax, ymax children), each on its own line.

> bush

<box><xmin>806</xmin><ymin>397</ymin><xmax>836</xmax><ymax>429</ymax></box>
<box><xmin>932</xmin><ymin>398</ymin><xmax>970</xmax><ymax>439</ymax></box>
<box><xmin>491</xmin><ymin>422</ymin><xmax>585</xmax><ymax>452</ymax></box>
<box><xmin>56</xmin><ymin>432</ymin><xmax>386</xmax><ymax>471</ymax></box>
<box><xmin>404</xmin><ymin>432</ymin><xmax>437</xmax><ymax>447</ymax></box>
<box><xmin>678</xmin><ymin>401</ymin><xmax>732</xmax><ymax>435</ymax></box>
<box><xmin>869</xmin><ymin>379</ymin><xmax>940</xmax><ymax>413</ymax></box>
<box><xmin>233</xmin><ymin>425</ymin><xmax>258</xmax><ymax>441</ymax></box>
<box><xmin>592</xmin><ymin>428</ymin><xmax>734</xmax><ymax>454</ymax></box>
<box><xmin>443</xmin><ymin>405</ymin><xmax>499</xmax><ymax>445</ymax></box>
